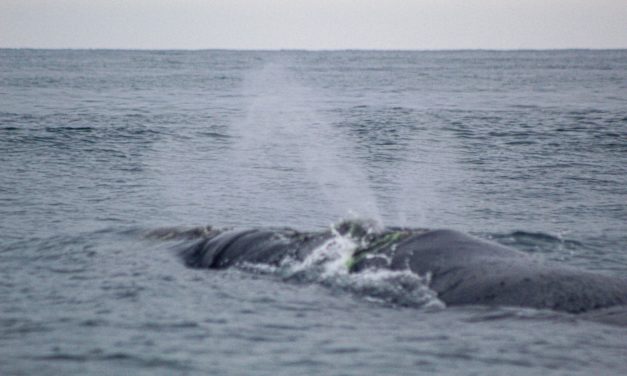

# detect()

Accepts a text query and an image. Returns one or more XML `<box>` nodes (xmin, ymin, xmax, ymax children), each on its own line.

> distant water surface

<box><xmin>1</xmin><ymin>49</ymin><xmax>626</xmax><ymax>375</ymax></box>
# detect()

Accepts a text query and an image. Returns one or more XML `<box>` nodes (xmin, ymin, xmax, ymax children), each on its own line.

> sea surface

<box><xmin>1</xmin><ymin>49</ymin><xmax>626</xmax><ymax>375</ymax></box>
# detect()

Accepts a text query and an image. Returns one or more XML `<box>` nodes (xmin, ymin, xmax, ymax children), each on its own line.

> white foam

<box><xmin>274</xmin><ymin>223</ymin><xmax>445</xmax><ymax>309</ymax></box>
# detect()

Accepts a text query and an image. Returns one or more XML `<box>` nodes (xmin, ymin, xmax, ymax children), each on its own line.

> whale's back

<box><xmin>391</xmin><ymin>229</ymin><xmax>627</xmax><ymax>313</ymax></box>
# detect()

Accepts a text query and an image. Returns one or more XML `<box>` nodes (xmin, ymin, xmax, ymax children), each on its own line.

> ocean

<box><xmin>1</xmin><ymin>49</ymin><xmax>626</xmax><ymax>375</ymax></box>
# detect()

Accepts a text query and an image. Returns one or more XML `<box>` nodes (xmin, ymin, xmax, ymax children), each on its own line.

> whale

<box><xmin>163</xmin><ymin>222</ymin><xmax>627</xmax><ymax>322</ymax></box>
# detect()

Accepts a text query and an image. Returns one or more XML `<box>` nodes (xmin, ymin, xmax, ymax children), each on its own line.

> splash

<box><xmin>242</xmin><ymin>220</ymin><xmax>445</xmax><ymax>309</ymax></box>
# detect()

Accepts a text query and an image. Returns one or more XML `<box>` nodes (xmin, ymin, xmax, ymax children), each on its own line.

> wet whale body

<box><xmin>174</xmin><ymin>222</ymin><xmax>627</xmax><ymax>317</ymax></box>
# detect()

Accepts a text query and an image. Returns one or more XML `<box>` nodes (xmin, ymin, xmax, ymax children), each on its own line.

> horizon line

<box><xmin>2</xmin><ymin>47</ymin><xmax>627</xmax><ymax>52</ymax></box>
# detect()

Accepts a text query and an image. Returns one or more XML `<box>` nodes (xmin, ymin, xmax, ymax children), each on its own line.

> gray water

<box><xmin>1</xmin><ymin>49</ymin><xmax>626</xmax><ymax>375</ymax></box>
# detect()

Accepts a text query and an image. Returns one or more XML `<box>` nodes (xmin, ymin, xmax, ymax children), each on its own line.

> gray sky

<box><xmin>1</xmin><ymin>0</ymin><xmax>626</xmax><ymax>50</ymax></box>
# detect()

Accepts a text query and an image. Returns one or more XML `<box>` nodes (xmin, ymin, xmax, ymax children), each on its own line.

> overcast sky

<box><xmin>1</xmin><ymin>0</ymin><xmax>626</xmax><ymax>50</ymax></box>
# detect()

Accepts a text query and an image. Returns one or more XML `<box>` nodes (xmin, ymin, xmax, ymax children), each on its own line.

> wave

<box><xmin>489</xmin><ymin>230</ymin><xmax>583</xmax><ymax>256</ymax></box>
